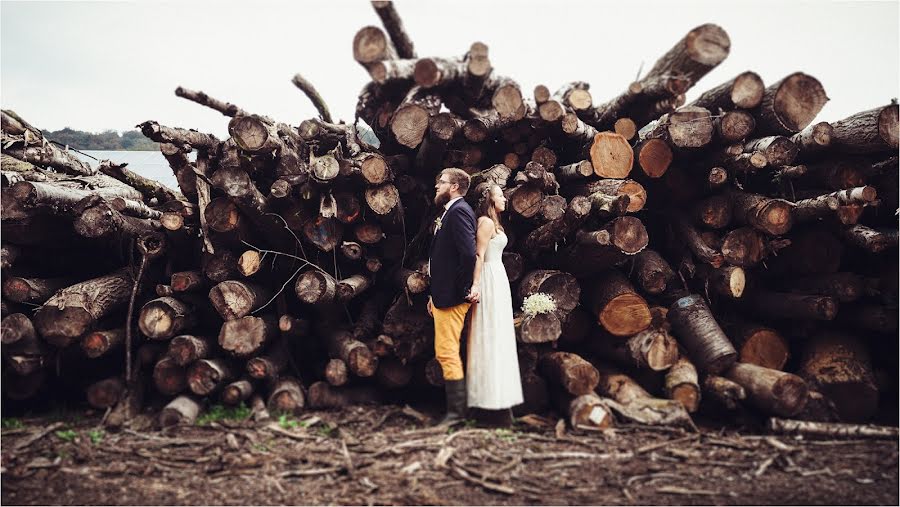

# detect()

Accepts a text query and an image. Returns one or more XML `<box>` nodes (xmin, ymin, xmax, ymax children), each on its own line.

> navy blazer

<box><xmin>429</xmin><ymin>199</ymin><xmax>477</xmax><ymax>308</ymax></box>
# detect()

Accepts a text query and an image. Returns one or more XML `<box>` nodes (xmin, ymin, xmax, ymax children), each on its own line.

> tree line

<box><xmin>44</xmin><ymin>128</ymin><xmax>159</xmax><ymax>151</ymax></box>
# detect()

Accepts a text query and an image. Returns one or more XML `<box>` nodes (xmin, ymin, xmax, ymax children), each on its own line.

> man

<box><xmin>428</xmin><ymin>168</ymin><xmax>478</xmax><ymax>426</ymax></box>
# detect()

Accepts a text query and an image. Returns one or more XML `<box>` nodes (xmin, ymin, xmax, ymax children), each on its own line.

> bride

<box><xmin>466</xmin><ymin>184</ymin><xmax>523</xmax><ymax>424</ymax></box>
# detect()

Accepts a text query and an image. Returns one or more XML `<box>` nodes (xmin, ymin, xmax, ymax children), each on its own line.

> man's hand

<box><xmin>466</xmin><ymin>283</ymin><xmax>480</xmax><ymax>304</ymax></box>
<box><xmin>426</xmin><ymin>297</ymin><xmax>434</xmax><ymax>316</ymax></box>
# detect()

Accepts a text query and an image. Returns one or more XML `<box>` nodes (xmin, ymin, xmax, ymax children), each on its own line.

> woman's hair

<box><xmin>476</xmin><ymin>184</ymin><xmax>504</xmax><ymax>231</ymax></box>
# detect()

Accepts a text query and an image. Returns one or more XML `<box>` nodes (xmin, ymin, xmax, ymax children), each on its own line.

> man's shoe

<box><xmin>434</xmin><ymin>378</ymin><xmax>467</xmax><ymax>426</ymax></box>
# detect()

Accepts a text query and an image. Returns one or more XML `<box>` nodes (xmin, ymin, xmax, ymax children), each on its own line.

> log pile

<box><xmin>2</xmin><ymin>2</ymin><xmax>897</xmax><ymax>432</ymax></box>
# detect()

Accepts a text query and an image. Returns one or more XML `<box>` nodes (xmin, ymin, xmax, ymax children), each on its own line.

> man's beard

<box><xmin>434</xmin><ymin>189</ymin><xmax>451</xmax><ymax>206</ymax></box>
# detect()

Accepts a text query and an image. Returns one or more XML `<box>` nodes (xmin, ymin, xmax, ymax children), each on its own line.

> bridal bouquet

<box><xmin>521</xmin><ymin>293</ymin><xmax>557</xmax><ymax>316</ymax></box>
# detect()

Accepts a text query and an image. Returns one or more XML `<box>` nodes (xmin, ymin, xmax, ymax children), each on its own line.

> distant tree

<box><xmin>44</xmin><ymin>128</ymin><xmax>159</xmax><ymax>151</ymax></box>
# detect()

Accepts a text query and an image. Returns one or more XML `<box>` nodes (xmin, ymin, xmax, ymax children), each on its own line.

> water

<box><xmin>73</xmin><ymin>150</ymin><xmax>185</xmax><ymax>190</ymax></box>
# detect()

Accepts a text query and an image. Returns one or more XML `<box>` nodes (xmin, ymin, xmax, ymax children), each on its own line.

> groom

<box><xmin>428</xmin><ymin>168</ymin><xmax>478</xmax><ymax>426</ymax></box>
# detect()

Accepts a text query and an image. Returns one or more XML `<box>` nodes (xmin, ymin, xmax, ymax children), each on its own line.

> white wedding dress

<box><xmin>466</xmin><ymin>231</ymin><xmax>523</xmax><ymax>409</ymax></box>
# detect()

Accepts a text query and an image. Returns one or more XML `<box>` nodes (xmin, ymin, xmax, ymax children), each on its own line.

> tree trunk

<box><xmin>790</xmin><ymin>121</ymin><xmax>833</xmax><ymax>158</ymax></box>
<box><xmin>221</xmin><ymin>379</ymin><xmax>254</xmax><ymax>406</ymax></box>
<box><xmin>838</xmin><ymin>224</ymin><xmax>897</xmax><ymax>254</ymax></box>
<box><xmin>209</xmin><ymin>280</ymin><xmax>273</xmax><ymax>321</ymax></box>
<box><xmin>694</xmin><ymin>264</ymin><xmax>746</xmax><ymax>298</ymax></box>
<box><xmin>138</xmin><ymin>297</ymin><xmax>196</xmax><ymax>340</ymax></box>
<box><xmin>153</xmin><ymin>356</ymin><xmax>188</xmax><ymax>396</ymax></box>
<box><xmin>725</xmin><ymin>362</ymin><xmax>809</xmax><ymax>417</ymax></box>
<box><xmin>171</xmin><ymin>270</ymin><xmax>204</xmax><ymax>293</ymax></box>
<box><xmin>729</xmin><ymin>189</ymin><xmax>794</xmax><ymax>236</ymax></box>
<box><xmin>752</xmin><ymin>73</ymin><xmax>828</xmax><ymax>136</ymax></box>
<box><xmin>86</xmin><ymin>377</ymin><xmax>126</xmax><ymax>410</ymax></box>
<box><xmin>327</xmin><ymin>329</ymin><xmax>378</xmax><ymax>378</ymax></box>
<box><xmin>167</xmin><ymin>335</ymin><xmax>215</xmax><ymax>366</ymax></box>
<box><xmin>218</xmin><ymin>315</ymin><xmax>277</xmax><ymax>358</ymax></box>
<box><xmin>1</xmin><ymin>276</ymin><xmax>72</xmax><ymax>305</ymax></box>
<box><xmin>267</xmin><ymin>376</ymin><xmax>306</xmax><ymax>414</ymax></box>
<box><xmin>714</xmin><ymin>110</ymin><xmax>756</xmax><ymax>143</ymax></box>
<box><xmin>630</xmin><ymin>249</ymin><xmax>676</xmax><ymax>295</ymax></box>
<box><xmin>566</xmin><ymin>392</ymin><xmax>614</xmax><ymax>429</ymax></box>
<box><xmin>741</xmin><ymin>290</ymin><xmax>837</xmax><ymax>321</ymax></box>
<box><xmin>307</xmin><ymin>381</ymin><xmax>381</xmax><ymax>409</ymax></box>
<box><xmin>34</xmin><ymin>269</ymin><xmax>133</xmax><ymax>347</ymax></box>
<box><xmin>524</xmin><ymin>196</ymin><xmax>591</xmax><ymax>253</ymax></box>
<box><xmin>702</xmin><ymin>374</ymin><xmax>746</xmax><ymax>410</ymax></box>
<box><xmin>780</xmin><ymin>272</ymin><xmax>864</xmax><ymax>303</ymax></box>
<box><xmin>81</xmin><ymin>328</ymin><xmax>125</xmax><ymax>359</ymax></box>
<box><xmin>560</xmin><ymin>217</ymin><xmax>649</xmax><ymax>277</ymax></box>
<box><xmin>721</xmin><ymin>320</ymin><xmax>789</xmax><ymax>370</ymax></box>
<box><xmin>587</xmin><ymin>270</ymin><xmax>652</xmax><ymax>337</ymax></box>
<box><xmin>325</xmin><ymin>358</ymin><xmax>350</xmax><ymax>386</ymax></box>
<box><xmin>667</xmin><ymin>294</ymin><xmax>737</xmax><ymax>374</ymax></box>
<box><xmin>798</xmin><ymin>330</ymin><xmax>878</xmax><ymax>422</ymax></box>
<box><xmin>665</xmin><ymin>357</ymin><xmax>701</xmax><ymax>413</ymax></box>
<box><xmin>159</xmin><ymin>395</ymin><xmax>201</xmax><ymax>427</ymax></box>
<box><xmin>687</xmin><ymin>71</ymin><xmax>764</xmax><ymax>110</ymax></box>
<box><xmin>587</xmin><ymin>132</ymin><xmax>634</xmax><ymax>178</ymax></box>
<box><xmin>0</xmin><ymin>313</ymin><xmax>35</xmax><ymax>345</ymax></box>
<box><xmin>639</xmin><ymin>106</ymin><xmax>714</xmax><ymax>150</ymax></box>
<box><xmin>692</xmin><ymin>194</ymin><xmax>732</xmax><ymax>229</ymax></box>
<box><xmin>539</xmin><ymin>351</ymin><xmax>600</xmax><ymax>396</ymax></box>
<box><xmin>830</xmin><ymin>103</ymin><xmax>898</xmax><ymax>154</ymax></box>
<box><xmin>187</xmin><ymin>358</ymin><xmax>234</xmax><ymax>396</ymax></box>
<box><xmin>294</xmin><ymin>270</ymin><xmax>338</xmax><ymax>305</ymax></box>
<box><xmin>138</xmin><ymin>121</ymin><xmax>219</xmax><ymax>151</ymax></box>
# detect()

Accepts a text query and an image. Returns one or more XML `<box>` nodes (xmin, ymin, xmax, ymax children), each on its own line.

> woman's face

<box><xmin>491</xmin><ymin>186</ymin><xmax>506</xmax><ymax>212</ymax></box>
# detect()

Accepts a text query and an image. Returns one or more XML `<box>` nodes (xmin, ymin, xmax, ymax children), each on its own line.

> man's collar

<box><xmin>444</xmin><ymin>196</ymin><xmax>463</xmax><ymax>211</ymax></box>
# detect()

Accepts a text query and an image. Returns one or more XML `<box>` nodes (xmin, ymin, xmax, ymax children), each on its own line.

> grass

<box><xmin>2</xmin><ymin>418</ymin><xmax>24</xmax><ymax>430</ymax></box>
<box><xmin>88</xmin><ymin>429</ymin><xmax>104</xmax><ymax>445</ymax></box>
<box><xmin>278</xmin><ymin>413</ymin><xmax>299</xmax><ymax>430</ymax></box>
<box><xmin>55</xmin><ymin>429</ymin><xmax>78</xmax><ymax>442</ymax></box>
<box><xmin>195</xmin><ymin>403</ymin><xmax>251</xmax><ymax>426</ymax></box>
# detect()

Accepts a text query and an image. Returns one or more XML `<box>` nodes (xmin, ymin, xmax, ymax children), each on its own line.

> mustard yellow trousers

<box><xmin>433</xmin><ymin>302</ymin><xmax>471</xmax><ymax>381</ymax></box>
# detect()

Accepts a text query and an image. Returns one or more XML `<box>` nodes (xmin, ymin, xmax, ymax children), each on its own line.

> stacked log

<box><xmin>1</xmin><ymin>2</ymin><xmax>896</xmax><ymax>431</ymax></box>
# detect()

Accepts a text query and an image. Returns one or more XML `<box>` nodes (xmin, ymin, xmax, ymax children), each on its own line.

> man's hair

<box><xmin>439</xmin><ymin>168</ymin><xmax>471</xmax><ymax>195</ymax></box>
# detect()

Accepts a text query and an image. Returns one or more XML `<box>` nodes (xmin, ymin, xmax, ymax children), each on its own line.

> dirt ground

<box><xmin>1</xmin><ymin>403</ymin><xmax>897</xmax><ymax>506</ymax></box>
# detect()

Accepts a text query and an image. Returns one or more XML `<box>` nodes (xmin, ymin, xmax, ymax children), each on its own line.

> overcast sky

<box><xmin>2</xmin><ymin>0</ymin><xmax>897</xmax><ymax>139</ymax></box>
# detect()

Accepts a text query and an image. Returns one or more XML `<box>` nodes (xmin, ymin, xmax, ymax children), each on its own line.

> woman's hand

<box><xmin>466</xmin><ymin>282</ymin><xmax>480</xmax><ymax>303</ymax></box>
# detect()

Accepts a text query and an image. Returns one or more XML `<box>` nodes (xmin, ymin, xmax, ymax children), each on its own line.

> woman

<box><xmin>466</xmin><ymin>184</ymin><xmax>523</xmax><ymax>423</ymax></box>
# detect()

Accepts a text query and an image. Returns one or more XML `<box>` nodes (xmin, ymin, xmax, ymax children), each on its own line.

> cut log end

<box><xmin>590</xmin><ymin>132</ymin><xmax>634</xmax><ymax>179</ymax></box>
<box><xmin>599</xmin><ymin>293</ymin><xmax>652</xmax><ymax>337</ymax></box>
<box><xmin>687</xmin><ymin>23</ymin><xmax>731</xmax><ymax>66</ymax></box>
<box><xmin>636</xmin><ymin>139</ymin><xmax>673</xmax><ymax>178</ymax></box>
<box><xmin>773</xmin><ymin>73</ymin><xmax>829</xmax><ymax>132</ymax></box>
<box><xmin>731</xmin><ymin>71</ymin><xmax>765</xmax><ymax>109</ymax></box>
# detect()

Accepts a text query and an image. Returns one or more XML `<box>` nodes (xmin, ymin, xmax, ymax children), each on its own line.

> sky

<box><xmin>2</xmin><ymin>0</ymin><xmax>898</xmax><ymax>139</ymax></box>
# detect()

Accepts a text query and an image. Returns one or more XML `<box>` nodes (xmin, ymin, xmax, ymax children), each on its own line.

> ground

<box><xmin>1</xmin><ymin>403</ymin><xmax>897</xmax><ymax>506</ymax></box>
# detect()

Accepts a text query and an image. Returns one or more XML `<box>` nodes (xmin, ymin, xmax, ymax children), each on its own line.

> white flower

<box><xmin>434</xmin><ymin>216</ymin><xmax>443</xmax><ymax>232</ymax></box>
<box><xmin>522</xmin><ymin>293</ymin><xmax>557</xmax><ymax>316</ymax></box>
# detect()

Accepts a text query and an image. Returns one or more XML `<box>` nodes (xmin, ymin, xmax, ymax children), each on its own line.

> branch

<box><xmin>292</xmin><ymin>73</ymin><xmax>333</xmax><ymax>123</ymax></box>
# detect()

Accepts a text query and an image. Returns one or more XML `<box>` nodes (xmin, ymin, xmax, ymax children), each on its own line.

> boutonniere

<box><xmin>434</xmin><ymin>216</ymin><xmax>443</xmax><ymax>232</ymax></box>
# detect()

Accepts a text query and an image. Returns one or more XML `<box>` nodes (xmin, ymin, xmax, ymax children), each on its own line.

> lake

<box><xmin>74</xmin><ymin>150</ymin><xmax>184</xmax><ymax>190</ymax></box>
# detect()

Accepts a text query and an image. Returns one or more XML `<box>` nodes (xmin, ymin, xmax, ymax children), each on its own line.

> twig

<box><xmin>657</xmin><ymin>485</ymin><xmax>718</xmax><ymax>496</ymax></box>
<box><xmin>280</xmin><ymin>466</ymin><xmax>342</xmax><ymax>478</ymax></box>
<box><xmin>125</xmin><ymin>253</ymin><xmax>149</xmax><ymax>383</ymax></box>
<box><xmin>451</xmin><ymin>465</ymin><xmax>515</xmax><ymax>495</ymax></box>
<box><xmin>292</xmin><ymin>73</ymin><xmax>333</xmax><ymax>123</ymax></box>
<box><xmin>13</xmin><ymin>422</ymin><xmax>65</xmax><ymax>451</ymax></box>
<box><xmin>635</xmin><ymin>434</ymin><xmax>699</xmax><ymax>455</ymax></box>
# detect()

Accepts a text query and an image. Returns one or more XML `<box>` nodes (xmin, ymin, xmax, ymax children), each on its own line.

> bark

<box><xmin>187</xmin><ymin>358</ymin><xmax>234</xmax><ymax>396</ymax></box>
<box><xmin>97</xmin><ymin>159</ymin><xmax>181</xmax><ymax>203</ymax></box>
<box><xmin>743</xmin><ymin>136</ymin><xmax>798</xmax><ymax>166</ymax></box>
<box><xmin>702</xmin><ymin>374</ymin><xmax>746</xmax><ymax>410</ymax></box>
<box><xmin>539</xmin><ymin>351</ymin><xmax>600</xmax><ymax>396</ymax></box>
<box><xmin>665</xmin><ymin>357</ymin><xmax>701</xmax><ymax>413</ymax></box>
<box><xmin>279</xmin><ymin>315</ymin><xmax>311</xmax><ymax>338</ymax></box>
<box><xmin>830</xmin><ymin>103</ymin><xmax>898</xmax><ymax>154</ymax></box>
<box><xmin>639</xmin><ymin>107</ymin><xmax>714</xmax><ymax>150</ymax></box>
<box><xmin>571</xmin><ymin>178</ymin><xmax>646</xmax><ymax>213</ymax></box>
<box><xmin>693</xmin><ymin>264</ymin><xmax>746</xmax><ymax>298</ymax></box>
<box><xmin>221</xmin><ymin>379</ymin><xmax>254</xmax><ymax>405</ymax></box>
<box><xmin>642</xmin><ymin>23</ymin><xmax>730</xmax><ymax>98</ymax></box>
<box><xmin>523</xmin><ymin>196</ymin><xmax>591</xmax><ymax>252</ymax></box>
<box><xmin>2</xmin><ymin>276</ymin><xmax>72</xmax><ymax>305</ymax></box>
<box><xmin>0</xmin><ymin>313</ymin><xmax>35</xmax><ymax>345</ymax></box>
<box><xmin>631</xmin><ymin>249</ymin><xmax>676</xmax><ymax>295</ymax></box>
<box><xmin>791</xmin><ymin>121</ymin><xmax>833</xmax><ymax>157</ymax></box>
<box><xmin>174</xmin><ymin>86</ymin><xmax>246</xmax><ymax>117</ymax></box>
<box><xmin>667</xmin><ymin>294</ymin><xmax>737</xmax><ymax>374</ymax></box>
<box><xmin>369</xmin><ymin>58</ymin><xmax>418</xmax><ymax>84</ymax></box>
<box><xmin>167</xmin><ymin>335</ymin><xmax>215</xmax><ymax>366</ymax></box>
<box><xmin>307</xmin><ymin>381</ymin><xmax>381</xmax><ymax>409</ymax></box>
<box><xmin>752</xmin><ymin>73</ymin><xmax>828</xmax><ymax>136</ymax></box>
<box><xmin>394</xmin><ymin>267</ymin><xmax>429</xmax><ymax>294</ymax></box>
<box><xmin>516</xmin><ymin>269</ymin><xmax>581</xmax><ymax>318</ymax></box>
<box><xmin>291</xmin><ymin>73</ymin><xmax>333</xmax><ymax>123</ymax></box>
<box><xmin>692</xmin><ymin>194</ymin><xmax>732</xmax><ymax>229</ymax></box>
<box><xmin>780</xmin><ymin>272</ymin><xmax>864</xmax><ymax>303</ymax></box>
<box><xmin>566</xmin><ymin>393</ymin><xmax>614</xmax><ymax>429</ymax></box>
<box><xmin>799</xmin><ymin>330</ymin><xmax>878</xmax><ymax>422</ymax></box>
<box><xmin>209</xmin><ymin>280</ymin><xmax>273</xmax><ymax>321</ymax></box>
<box><xmin>687</xmin><ymin>71</ymin><xmax>764</xmax><ymax>110</ymax></box>
<box><xmin>72</xmin><ymin>195</ymin><xmax>160</xmax><ymax>240</ymax></box>
<box><xmin>560</xmin><ymin>217</ymin><xmax>649</xmax><ymax>277</ymax></box>
<box><xmin>501</xmin><ymin>252</ymin><xmax>525</xmax><ymax>283</ymax></box>
<box><xmin>34</xmin><ymin>269</ymin><xmax>133</xmax><ymax>348</ymax></box>
<box><xmin>138</xmin><ymin>121</ymin><xmax>219</xmax><ymax>151</ymax></box>
<box><xmin>159</xmin><ymin>395</ymin><xmax>201</xmax><ymax>427</ymax></box>
<box><xmin>303</xmin><ymin>216</ymin><xmax>344</xmax><ymax>252</ymax></box>
<box><xmin>171</xmin><ymin>270</ymin><xmax>204</xmax><ymax>293</ymax></box>
<box><xmin>672</xmin><ymin>214</ymin><xmax>724</xmax><ymax>267</ymax></box>
<box><xmin>153</xmin><ymin>356</ymin><xmax>188</xmax><ymax>396</ymax></box>
<box><xmin>327</xmin><ymin>329</ymin><xmax>378</xmax><ymax>377</ymax></box>
<box><xmin>375</xmin><ymin>357</ymin><xmax>413</xmax><ymax>389</ymax></box>
<box><xmin>267</xmin><ymin>376</ymin><xmax>306</xmax><ymax>414</ymax></box>
<box><xmin>768</xmin><ymin>418</ymin><xmax>897</xmax><ymax>439</ymax></box>
<box><xmin>838</xmin><ymin>224</ymin><xmax>897</xmax><ymax>254</ymax></box>
<box><xmin>81</xmin><ymin>328</ymin><xmax>125</xmax><ymax>359</ymax></box>
<box><xmin>560</xmin><ymin>113</ymin><xmax>599</xmax><ymax>145</ymax></box>
<box><xmin>218</xmin><ymin>315</ymin><xmax>277</xmax><ymax>358</ymax></box>
<box><xmin>337</xmin><ymin>274</ymin><xmax>372</xmax><ymax>302</ymax></box>
<box><xmin>837</xmin><ymin>303</ymin><xmax>898</xmax><ymax>334</ymax></box>
<box><xmin>725</xmin><ymin>362</ymin><xmax>809</xmax><ymax>417</ymax></box>
<box><xmin>86</xmin><ymin>377</ymin><xmax>126</xmax><ymax>410</ymax></box>
<box><xmin>557</xmin><ymin>160</ymin><xmax>594</xmax><ymax>182</ymax></box>
<box><xmin>741</xmin><ymin>290</ymin><xmax>837</xmax><ymax>321</ymax></box>
<box><xmin>160</xmin><ymin>143</ymin><xmax>197</xmax><ymax>200</ymax></box>
<box><xmin>10</xmin><ymin>180</ymin><xmax>143</xmax><ymax>217</ymax></box>
<box><xmin>728</xmin><ymin>189</ymin><xmax>794</xmax><ymax>236</ymax></box>
<box><xmin>247</xmin><ymin>340</ymin><xmax>289</xmax><ymax>380</ymax></box>
<box><xmin>516</xmin><ymin>312</ymin><xmax>562</xmax><ymax>344</ymax></box>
